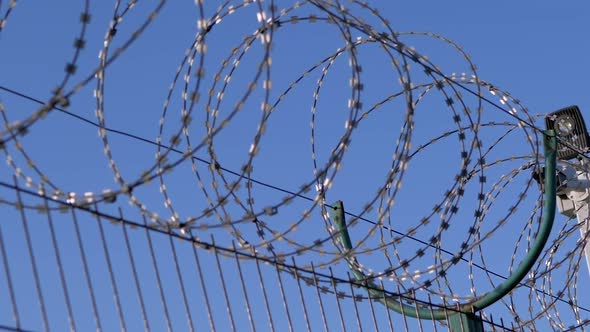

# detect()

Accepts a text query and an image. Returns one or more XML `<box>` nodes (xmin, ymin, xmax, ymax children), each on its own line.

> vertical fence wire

<box><xmin>378</xmin><ymin>280</ymin><xmax>394</xmax><ymax>332</ymax></box>
<box><xmin>427</xmin><ymin>295</ymin><xmax>439</xmax><ymax>332</ymax></box>
<box><xmin>211</xmin><ymin>236</ymin><xmax>237</xmax><ymax>332</ymax></box>
<box><xmin>254</xmin><ymin>251</ymin><xmax>276</xmax><ymax>332</ymax></box>
<box><xmin>190</xmin><ymin>233</ymin><xmax>216</xmax><ymax>331</ymax></box>
<box><xmin>0</xmin><ymin>227</ymin><xmax>19</xmax><ymax>330</ymax></box>
<box><xmin>94</xmin><ymin>204</ymin><xmax>127</xmax><ymax>332</ymax></box>
<box><xmin>232</xmin><ymin>242</ymin><xmax>257</xmax><ymax>332</ymax></box>
<box><xmin>347</xmin><ymin>273</ymin><xmax>365</xmax><ymax>332</ymax></box>
<box><xmin>292</xmin><ymin>258</ymin><xmax>312</xmax><ymax>332</ymax></box>
<box><xmin>413</xmin><ymin>290</ymin><xmax>424</xmax><ymax>332</ymax></box>
<box><xmin>120</xmin><ymin>212</ymin><xmax>150</xmax><ymax>332</ymax></box>
<box><xmin>167</xmin><ymin>229</ymin><xmax>195</xmax><ymax>332</ymax></box>
<box><xmin>311</xmin><ymin>263</ymin><xmax>330</xmax><ymax>332</ymax></box>
<box><xmin>366</xmin><ymin>280</ymin><xmax>381</xmax><ymax>332</ymax></box>
<box><xmin>442</xmin><ymin>299</ymin><xmax>452</xmax><ymax>332</ymax></box>
<box><xmin>329</xmin><ymin>267</ymin><xmax>347</xmax><ymax>332</ymax></box>
<box><xmin>43</xmin><ymin>196</ymin><xmax>76</xmax><ymax>332</ymax></box>
<box><xmin>274</xmin><ymin>260</ymin><xmax>295</xmax><ymax>332</ymax></box>
<box><xmin>70</xmin><ymin>208</ymin><xmax>102</xmax><ymax>331</ymax></box>
<box><xmin>397</xmin><ymin>284</ymin><xmax>411</xmax><ymax>332</ymax></box>
<box><xmin>141</xmin><ymin>214</ymin><xmax>173</xmax><ymax>332</ymax></box>
<box><xmin>13</xmin><ymin>177</ymin><xmax>49</xmax><ymax>331</ymax></box>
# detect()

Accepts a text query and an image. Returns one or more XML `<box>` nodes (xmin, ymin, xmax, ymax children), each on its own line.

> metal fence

<box><xmin>1</xmin><ymin>1</ymin><xmax>589</xmax><ymax>331</ymax></box>
<box><xmin>0</xmin><ymin>179</ymin><xmax>522</xmax><ymax>331</ymax></box>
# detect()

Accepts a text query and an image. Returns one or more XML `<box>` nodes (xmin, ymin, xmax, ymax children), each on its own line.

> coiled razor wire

<box><xmin>0</xmin><ymin>0</ymin><xmax>588</xmax><ymax>330</ymax></box>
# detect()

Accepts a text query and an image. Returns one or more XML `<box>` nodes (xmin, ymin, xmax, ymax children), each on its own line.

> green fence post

<box><xmin>330</xmin><ymin>130</ymin><xmax>557</xmax><ymax>331</ymax></box>
<box><xmin>448</xmin><ymin>313</ymin><xmax>484</xmax><ymax>332</ymax></box>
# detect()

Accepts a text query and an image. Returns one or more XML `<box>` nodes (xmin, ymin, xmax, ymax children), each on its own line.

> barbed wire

<box><xmin>0</xmin><ymin>0</ymin><xmax>588</xmax><ymax>330</ymax></box>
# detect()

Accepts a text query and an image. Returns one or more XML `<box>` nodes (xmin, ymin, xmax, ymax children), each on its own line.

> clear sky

<box><xmin>1</xmin><ymin>1</ymin><xmax>589</xmax><ymax>331</ymax></box>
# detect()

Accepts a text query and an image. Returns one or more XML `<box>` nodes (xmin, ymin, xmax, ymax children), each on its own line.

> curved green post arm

<box><xmin>331</xmin><ymin>130</ymin><xmax>557</xmax><ymax>320</ymax></box>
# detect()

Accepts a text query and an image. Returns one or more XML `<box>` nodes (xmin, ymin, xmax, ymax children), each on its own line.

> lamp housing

<box><xmin>545</xmin><ymin>105</ymin><xmax>590</xmax><ymax>160</ymax></box>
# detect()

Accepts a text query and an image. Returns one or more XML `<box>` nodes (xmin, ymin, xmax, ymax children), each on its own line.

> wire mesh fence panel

<box><xmin>0</xmin><ymin>191</ymin><xmax>524</xmax><ymax>331</ymax></box>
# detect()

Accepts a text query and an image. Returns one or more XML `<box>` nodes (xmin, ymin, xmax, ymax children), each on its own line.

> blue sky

<box><xmin>1</xmin><ymin>1</ymin><xmax>589</xmax><ymax>331</ymax></box>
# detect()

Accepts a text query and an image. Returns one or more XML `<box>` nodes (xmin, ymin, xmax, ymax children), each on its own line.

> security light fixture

<box><xmin>544</xmin><ymin>105</ymin><xmax>590</xmax><ymax>277</ymax></box>
<box><xmin>545</xmin><ymin>105</ymin><xmax>590</xmax><ymax>160</ymax></box>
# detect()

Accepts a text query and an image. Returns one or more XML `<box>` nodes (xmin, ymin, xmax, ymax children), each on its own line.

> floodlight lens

<box><xmin>555</xmin><ymin>115</ymin><xmax>575</xmax><ymax>136</ymax></box>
